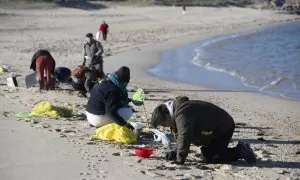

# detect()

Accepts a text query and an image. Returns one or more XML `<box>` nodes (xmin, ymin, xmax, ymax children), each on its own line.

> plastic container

<box><xmin>130</xmin><ymin>122</ymin><xmax>146</xmax><ymax>130</ymax></box>
<box><xmin>135</xmin><ymin>147</ymin><xmax>153</xmax><ymax>158</ymax></box>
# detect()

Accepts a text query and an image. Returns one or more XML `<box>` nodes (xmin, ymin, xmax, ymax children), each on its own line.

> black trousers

<box><xmin>200</xmin><ymin>126</ymin><xmax>240</xmax><ymax>163</ymax></box>
<box><xmin>102</xmin><ymin>31</ymin><xmax>107</xmax><ymax>41</ymax></box>
<box><xmin>84</xmin><ymin>62</ymin><xmax>105</xmax><ymax>93</ymax></box>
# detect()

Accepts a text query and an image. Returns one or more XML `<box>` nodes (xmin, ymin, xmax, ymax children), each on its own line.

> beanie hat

<box><xmin>115</xmin><ymin>66</ymin><xmax>130</xmax><ymax>83</ymax></box>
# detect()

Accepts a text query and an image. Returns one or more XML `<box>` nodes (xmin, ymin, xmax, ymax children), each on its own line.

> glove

<box><xmin>125</xmin><ymin>123</ymin><xmax>135</xmax><ymax>131</ymax></box>
<box><xmin>165</xmin><ymin>151</ymin><xmax>176</xmax><ymax>161</ymax></box>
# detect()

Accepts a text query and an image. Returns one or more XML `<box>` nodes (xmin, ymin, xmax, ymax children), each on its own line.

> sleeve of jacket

<box><xmin>175</xmin><ymin>114</ymin><xmax>194</xmax><ymax>164</ymax></box>
<box><xmin>95</xmin><ymin>41</ymin><xmax>104</xmax><ymax>56</ymax></box>
<box><xmin>30</xmin><ymin>51</ymin><xmax>39</xmax><ymax>70</ymax></box>
<box><xmin>105</xmin><ymin>90</ymin><xmax>127</xmax><ymax>126</ymax></box>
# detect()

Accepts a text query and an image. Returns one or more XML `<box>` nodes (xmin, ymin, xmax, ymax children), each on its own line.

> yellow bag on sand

<box><xmin>31</xmin><ymin>101</ymin><xmax>72</xmax><ymax>118</ymax></box>
<box><xmin>92</xmin><ymin>123</ymin><xmax>137</xmax><ymax>144</ymax></box>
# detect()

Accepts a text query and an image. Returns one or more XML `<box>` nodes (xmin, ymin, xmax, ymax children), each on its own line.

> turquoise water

<box><xmin>149</xmin><ymin>21</ymin><xmax>300</xmax><ymax>100</ymax></box>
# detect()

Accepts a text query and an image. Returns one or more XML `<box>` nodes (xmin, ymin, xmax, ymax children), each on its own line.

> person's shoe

<box><xmin>77</xmin><ymin>92</ymin><xmax>87</xmax><ymax>98</ymax></box>
<box><xmin>237</xmin><ymin>142</ymin><xmax>257</xmax><ymax>164</ymax></box>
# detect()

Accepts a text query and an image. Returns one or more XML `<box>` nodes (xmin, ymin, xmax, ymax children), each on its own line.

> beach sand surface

<box><xmin>0</xmin><ymin>4</ymin><xmax>300</xmax><ymax>180</ymax></box>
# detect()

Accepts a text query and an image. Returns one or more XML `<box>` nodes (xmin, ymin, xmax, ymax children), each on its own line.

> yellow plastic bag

<box><xmin>92</xmin><ymin>123</ymin><xmax>137</xmax><ymax>144</ymax></box>
<box><xmin>31</xmin><ymin>101</ymin><xmax>72</xmax><ymax>117</ymax></box>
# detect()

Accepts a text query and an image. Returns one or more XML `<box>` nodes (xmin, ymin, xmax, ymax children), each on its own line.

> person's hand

<box><xmin>125</xmin><ymin>123</ymin><xmax>135</xmax><ymax>131</ymax></box>
<box><xmin>165</xmin><ymin>151</ymin><xmax>176</xmax><ymax>161</ymax></box>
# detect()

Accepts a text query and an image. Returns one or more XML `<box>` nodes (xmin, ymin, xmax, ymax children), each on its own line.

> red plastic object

<box><xmin>135</xmin><ymin>147</ymin><xmax>153</xmax><ymax>158</ymax></box>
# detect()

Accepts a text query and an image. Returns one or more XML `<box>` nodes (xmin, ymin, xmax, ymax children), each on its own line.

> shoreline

<box><xmin>148</xmin><ymin>20</ymin><xmax>300</xmax><ymax>102</ymax></box>
<box><xmin>106</xmin><ymin>19</ymin><xmax>300</xmax><ymax>103</ymax></box>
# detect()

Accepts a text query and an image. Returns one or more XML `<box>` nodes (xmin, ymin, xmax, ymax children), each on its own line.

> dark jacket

<box><xmin>171</xmin><ymin>96</ymin><xmax>235</xmax><ymax>164</ymax></box>
<box><xmin>85</xmin><ymin>79</ymin><xmax>129</xmax><ymax>126</ymax></box>
<box><xmin>83</xmin><ymin>40</ymin><xmax>103</xmax><ymax>68</ymax></box>
<box><xmin>30</xmin><ymin>50</ymin><xmax>56</xmax><ymax>73</ymax></box>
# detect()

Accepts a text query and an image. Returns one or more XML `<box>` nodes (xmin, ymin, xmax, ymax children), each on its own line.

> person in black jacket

<box><xmin>151</xmin><ymin>96</ymin><xmax>256</xmax><ymax>165</ymax></box>
<box><xmin>85</xmin><ymin>66</ymin><xmax>134</xmax><ymax>130</ymax></box>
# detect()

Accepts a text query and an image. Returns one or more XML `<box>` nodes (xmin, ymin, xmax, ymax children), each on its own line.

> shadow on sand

<box><xmin>233</xmin><ymin>160</ymin><xmax>300</xmax><ymax>169</ymax></box>
<box><xmin>56</xmin><ymin>1</ymin><xmax>107</xmax><ymax>10</ymax></box>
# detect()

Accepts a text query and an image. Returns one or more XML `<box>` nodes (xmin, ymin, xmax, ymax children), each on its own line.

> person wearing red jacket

<box><xmin>99</xmin><ymin>20</ymin><xmax>109</xmax><ymax>41</ymax></box>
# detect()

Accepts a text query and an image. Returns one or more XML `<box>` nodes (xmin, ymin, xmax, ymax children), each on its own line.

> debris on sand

<box><xmin>257</xmin><ymin>137</ymin><xmax>266</xmax><ymax>141</ymax></box>
<box><xmin>112</xmin><ymin>152</ymin><xmax>121</xmax><ymax>156</ymax></box>
<box><xmin>140</xmin><ymin>170</ymin><xmax>164</xmax><ymax>178</ymax></box>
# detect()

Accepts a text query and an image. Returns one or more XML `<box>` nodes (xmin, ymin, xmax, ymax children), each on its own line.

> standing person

<box><xmin>30</xmin><ymin>49</ymin><xmax>56</xmax><ymax>90</ymax></box>
<box><xmin>85</xmin><ymin>66</ymin><xmax>134</xmax><ymax>130</ymax></box>
<box><xmin>182</xmin><ymin>5</ymin><xmax>186</xmax><ymax>15</ymax></box>
<box><xmin>83</xmin><ymin>33</ymin><xmax>105</xmax><ymax>92</ymax></box>
<box><xmin>99</xmin><ymin>20</ymin><xmax>109</xmax><ymax>41</ymax></box>
<box><xmin>151</xmin><ymin>96</ymin><xmax>257</xmax><ymax>165</ymax></box>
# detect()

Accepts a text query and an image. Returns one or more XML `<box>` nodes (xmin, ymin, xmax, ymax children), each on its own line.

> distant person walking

<box><xmin>99</xmin><ymin>20</ymin><xmax>109</xmax><ymax>41</ymax></box>
<box><xmin>182</xmin><ymin>5</ymin><xmax>186</xmax><ymax>15</ymax></box>
<box><xmin>30</xmin><ymin>50</ymin><xmax>56</xmax><ymax>90</ymax></box>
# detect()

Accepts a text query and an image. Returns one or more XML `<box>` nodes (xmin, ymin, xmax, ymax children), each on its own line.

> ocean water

<box><xmin>149</xmin><ymin>21</ymin><xmax>300</xmax><ymax>100</ymax></box>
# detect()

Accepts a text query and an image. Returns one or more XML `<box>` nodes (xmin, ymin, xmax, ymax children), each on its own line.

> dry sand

<box><xmin>0</xmin><ymin>4</ymin><xmax>300</xmax><ymax>180</ymax></box>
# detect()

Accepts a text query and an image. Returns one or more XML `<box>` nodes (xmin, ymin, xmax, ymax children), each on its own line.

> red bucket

<box><xmin>135</xmin><ymin>147</ymin><xmax>153</xmax><ymax>158</ymax></box>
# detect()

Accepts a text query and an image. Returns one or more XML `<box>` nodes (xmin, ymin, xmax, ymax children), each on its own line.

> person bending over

<box><xmin>151</xmin><ymin>96</ymin><xmax>256</xmax><ymax>165</ymax></box>
<box><xmin>30</xmin><ymin>49</ymin><xmax>56</xmax><ymax>90</ymax></box>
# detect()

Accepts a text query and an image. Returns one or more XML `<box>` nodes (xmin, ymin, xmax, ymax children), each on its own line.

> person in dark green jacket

<box><xmin>151</xmin><ymin>96</ymin><xmax>256</xmax><ymax>165</ymax></box>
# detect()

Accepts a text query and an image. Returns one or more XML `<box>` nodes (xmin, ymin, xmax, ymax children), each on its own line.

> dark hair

<box><xmin>86</xmin><ymin>33</ymin><xmax>93</xmax><ymax>38</ymax></box>
<box><xmin>115</xmin><ymin>66</ymin><xmax>130</xmax><ymax>83</ymax></box>
<box><xmin>150</xmin><ymin>104</ymin><xmax>169</xmax><ymax>128</ymax></box>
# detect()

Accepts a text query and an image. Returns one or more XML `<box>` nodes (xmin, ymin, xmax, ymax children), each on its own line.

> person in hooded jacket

<box><xmin>85</xmin><ymin>66</ymin><xmax>134</xmax><ymax>130</ymax></box>
<box><xmin>151</xmin><ymin>96</ymin><xmax>257</xmax><ymax>165</ymax></box>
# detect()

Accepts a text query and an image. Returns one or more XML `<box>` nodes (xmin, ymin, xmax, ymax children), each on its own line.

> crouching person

<box><xmin>85</xmin><ymin>66</ymin><xmax>134</xmax><ymax>130</ymax></box>
<box><xmin>150</xmin><ymin>96</ymin><xmax>256</xmax><ymax>165</ymax></box>
<box><xmin>71</xmin><ymin>65</ymin><xmax>92</xmax><ymax>98</ymax></box>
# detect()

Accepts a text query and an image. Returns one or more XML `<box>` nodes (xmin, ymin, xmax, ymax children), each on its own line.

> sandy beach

<box><xmin>1</xmin><ymin>3</ymin><xmax>300</xmax><ymax>180</ymax></box>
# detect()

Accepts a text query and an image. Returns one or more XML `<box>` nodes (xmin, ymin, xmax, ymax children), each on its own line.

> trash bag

<box><xmin>31</xmin><ymin>101</ymin><xmax>72</xmax><ymax>117</ymax></box>
<box><xmin>132</xmin><ymin>88</ymin><xmax>144</xmax><ymax>106</ymax></box>
<box><xmin>92</xmin><ymin>123</ymin><xmax>137</xmax><ymax>144</ymax></box>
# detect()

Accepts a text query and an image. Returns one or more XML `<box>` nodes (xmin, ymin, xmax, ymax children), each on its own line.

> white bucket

<box><xmin>130</xmin><ymin>122</ymin><xmax>146</xmax><ymax>130</ymax></box>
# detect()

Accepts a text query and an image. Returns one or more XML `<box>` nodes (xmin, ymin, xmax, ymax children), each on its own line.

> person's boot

<box><xmin>237</xmin><ymin>142</ymin><xmax>257</xmax><ymax>164</ymax></box>
<box><xmin>38</xmin><ymin>80</ymin><xmax>45</xmax><ymax>90</ymax></box>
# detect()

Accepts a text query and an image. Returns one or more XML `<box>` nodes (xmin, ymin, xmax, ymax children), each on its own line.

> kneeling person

<box><xmin>85</xmin><ymin>66</ymin><xmax>134</xmax><ymax>130</ymax></box>
<box><xmin>151</xmin><ymin>96</ymin><xmax>256</xmax><ymax>165</ymax></box>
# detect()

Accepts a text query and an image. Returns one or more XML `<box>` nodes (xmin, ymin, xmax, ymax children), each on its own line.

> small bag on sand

<box><xmin>31</xmin><ymin>101</ymin><xmax>73</xmax><ymax>118</ymax></box>
<box><xmin>92</xmin><ymin>123</ymin><xmax>137</xmax><ymax>144</ymax></box>
<box><xmin>95</xmin><ymin>31</ymin><xmax>100</xmax><ymax>41</ymax></box>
